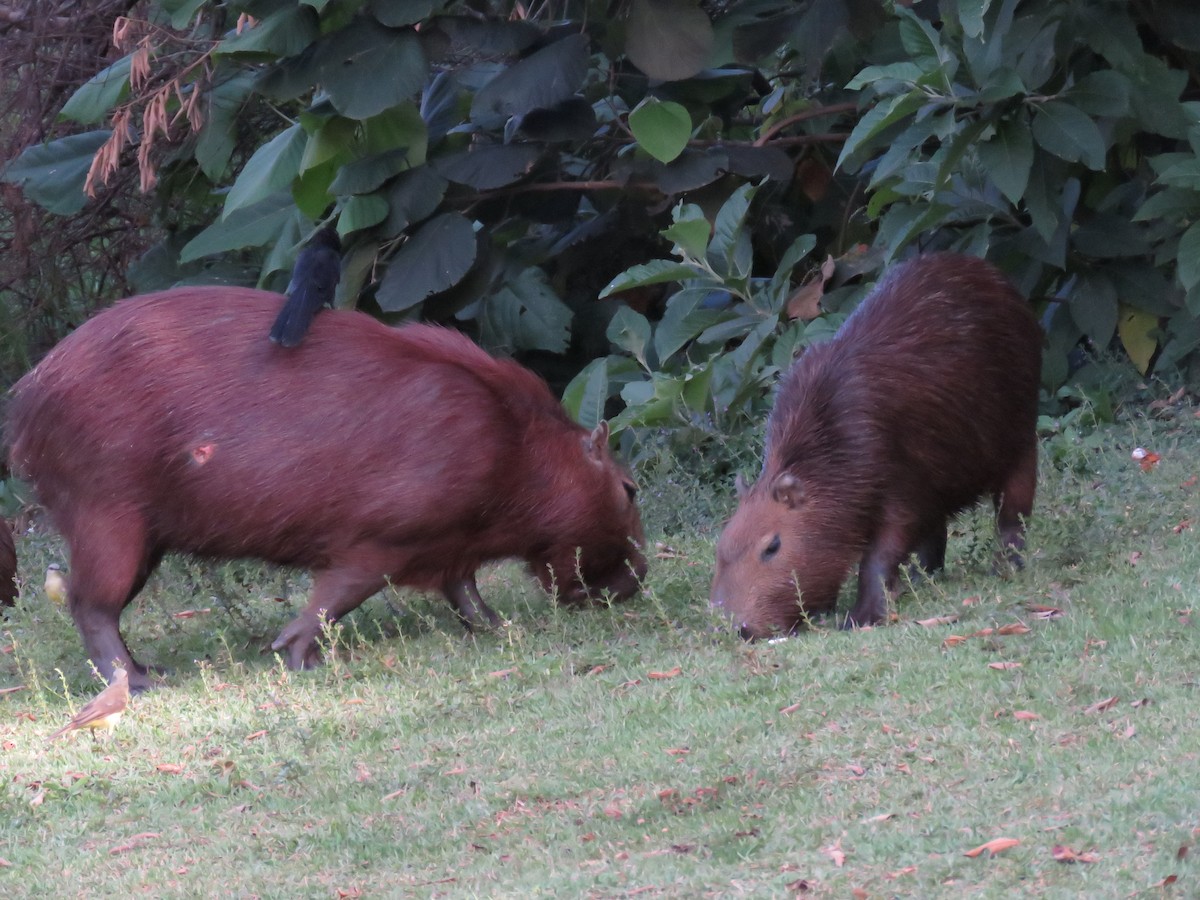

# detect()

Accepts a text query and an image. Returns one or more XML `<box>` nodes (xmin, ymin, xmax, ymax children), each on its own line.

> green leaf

<box><xmin>433</xmin><ymin>144</ymin><xmax>542</xmax><ymax>190</ymax></box>
<box><xmin>654</xmin><ymin>288</ymin><xmax>726</xmax><ymax>360</ymax></box>
<box><xmin>599</xmin><ymin>261</ymin><xmax>702</xmax><ymax>298</ymax></box>
<box><xmin>224</xmin><ymin>124</ymin><xmax>306</xmax><ymax>218</ymax></box>
<box><xmin>898</xmin><ymin>8</ymin><xmax>942</xmax><ymax>63</ymax></box>
<box><xmin>845</xmin><ymin>61</ymin><xmax>924</xmax><ymax>91</ymax></box>
<box><xmin>1031</xmin><ymin>100</ymin><xmax>1107</xmax><ymax>170</ymax></box>
<box><xmin>1177</xmin><ymin>220</ymin><xmax>1200</xmax><ymax>291</ymax></box>
<box><xmin>1069</xmin><ymin>273</ymin><xmax>1118</xmax><ymax>346</ymax></box>
<box><xmin>1067</xmin><ymin>70</ymin><xmax>1131</xmax><ymax>118</ymax></box>
<box><xmin>707</xmin><ymin>182</ymin><xmax>756</xmax><ymax>274</ymax></box>
<box><xmin>475</xmin><ymin>267</ymin><xmax>574</xmax><ymax>354</ymax></box>
<box><xmin>216</xmin><ymin>6</ymin><xmax>318</xmax><ymax>57</ymax></box>
<box><xmin>180</xmin><ymin>192</ymin><xmax>295</xmax><ymax>262</ymax></box>
<box><xmin>369</xmin><ymin>0</ymin><xmax>444</xmax><ymax>27</ymax></box>
<box><xmin>195</xmin><ymin>72</ymin><xmax>255</xmax><ymax>181</ymax></box>
<box><xmin>338</xmin><ymin>193</ymin><xmax>389</xmax><ymax>232</ymax></box>
<box><xmin>562</xmin><ymin>358</ymin><xmax>612</xmax><ymax>429</ymax></box>
<box><xmin>958</xmin><ymin>0</ymin><xmax>989</xmax><ymax>39</ymax></box>
<box><xmin>0</xmin><ymin>130</ymin><xmax>110</xmax><ymax>214</ymax></box>
<box><xmin>626</xmin><ymin>0</ymin><xmax>714</xmax><ymax>82</ymax></box>
<box><xmin>376</xmin><ymin>212</ymin><xmax>477</xmax><ymax>311</ymax></box>
<box><xmin>329</xmin><ymin>148</ymin><xmax>411</xmax><ymax>195</ymax></box>
<box><xmin>629</xmin><ymin>98</ymin><xmax>692</xmax><ymax>164</ymax></box>
<box><xmin>470</xmin><ymin>33</ymin><xmax>590</xmax><ymax>129</ymax></box>
<box><xmin>977</xmin><ymin>114</ymin><xmax>1033</xmax><ymax>204</ymax></box>
<box><xmin>160</xmin><ymin>0</ymin><xmax>206</xmax><ymax>28</ymax></box>
<box><xmin>607</xmin><ymin>306</ymin><xmax>653</xmax><ymax>368</ymax></box>
<box><xmin>662</xmin><ymin>205</ymin><xmax>710</xmax><ymax>261</ymax></box>
<box><xmin>59</xmin><ymin>55</ymin><xmax>132</xmax><ymax>125</ymax></box>
<box><xmin>314</xmin><ymin>19</ymin><xmax>427</xmax><ymax>120</ymax></box>
<box><xmin>381</xmin><ymin>165</ymin><xmax>447</xmax><ymax>236</ymax></box>
<box><xmin>836</xmin><ymin>92</ymin><xmax>925</xmax><ymax>174</ymax></box>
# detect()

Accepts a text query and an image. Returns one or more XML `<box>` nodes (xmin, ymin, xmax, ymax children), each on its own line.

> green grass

<box><xmin>2</xmin><ymin>404</ymin><xmax>1199</xmax><ymax>898</ymax></box>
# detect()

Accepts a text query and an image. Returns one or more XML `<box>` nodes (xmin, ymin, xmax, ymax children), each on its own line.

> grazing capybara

<box><xmin>7</xmin><ymin>287</ymin><xmax>647</xmax><ymax>689</ymax></box>
<box><xmin>0</xmin><ymin>518</ymin><xmax>15</xmax><ymax>606</ymax></box>
<box><xmin>710</xmin><ymin>253</ymin><xmax>1041</xmax><ymax>638</ymax></box>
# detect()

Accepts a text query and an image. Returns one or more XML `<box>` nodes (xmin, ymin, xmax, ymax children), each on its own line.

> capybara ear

<box><xmin>584</xmin><ymin>420</ymin><xmax>610</xmax><ymax>460</ymax></box>
<box><xmin>735</xmin><ymin>473</ymin><xmax>752</xmax><ymax>498</ymax></box>
<box><xmin>770</xmin><ymin>472</ymin><xmax>805</xmax><ymax>508</ymax></box>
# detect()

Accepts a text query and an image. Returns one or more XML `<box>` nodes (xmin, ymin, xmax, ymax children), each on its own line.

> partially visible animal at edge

<box><xmin>710</xmin><ymin>252</ymin><xmax>1043</xmax><ymax>639</ymax></box>
<box><xmin>0</xmin><ymin>518</ymin><xmax>15</xmax><ymax>606</ymax></box>
<box><xmin>269</xmin><ymin>225</ymin><xmax>342</xmax><ymax>348</ymax></box>
<box><xmin>7</xmin><ymin>287</ymin><xmax>647</xmax><ymax>691</ymax></box>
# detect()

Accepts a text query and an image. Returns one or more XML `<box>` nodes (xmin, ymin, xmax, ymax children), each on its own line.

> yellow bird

<box><xmin>44</xmin><ymin>563</ymin><xmax>68</xmax><ymax>606</ymax></box>
<box><xmin>48</xmin><ymin>667</ymin><xmax>130</xmax><ymax>742</ymax></box>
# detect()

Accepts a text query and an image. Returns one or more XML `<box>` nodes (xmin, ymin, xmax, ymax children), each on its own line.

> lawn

<box><xmin>1</xmin><ymin>395</ymin><xmax>1198</xmax><ymax>898</ymax></box>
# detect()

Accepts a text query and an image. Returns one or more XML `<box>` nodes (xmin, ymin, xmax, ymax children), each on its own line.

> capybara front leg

<box><xmin>843</xmin><ymin>516</ymin><xmax>914</xmax><ymax>629</ymax></box>
<box><xmin>444</xmin><ymin>575</ymin><xmax>503</xmax><ymax>631</ymax></box>
<box><xmin>271</xmin><ymin>567</ymin><xmax>387</xmax><ymax>670</ymax></box>
<box><xmin>907</xmin><ymin>517</ymin><xmax>948</xmax><ymax>583</ymax></box>
<box><xmin>995</xmin><ymin>440</ymin><xmax>1037</xmax><ymax>570</ymax></box>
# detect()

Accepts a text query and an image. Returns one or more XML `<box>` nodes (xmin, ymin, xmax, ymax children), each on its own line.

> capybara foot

<box><xmin>270</xmin><ymin>617</ymin><xmax>325</xmax><ymax>670</ymax></box>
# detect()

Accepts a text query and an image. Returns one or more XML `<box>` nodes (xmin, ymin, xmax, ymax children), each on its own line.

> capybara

<box><xmin>0</xmin><ymin>518</ymin><xmax>15</xmax><ymax>606</ymax></box>
<box><xmin>7</xmin><ymin>287</ymin><xmax>647</xmax><ymax>689</ymax></box>
<box><xmin>710</xmin><ymin>253</ymin><xmax>1041</xmax><ymax>638</ymax></box>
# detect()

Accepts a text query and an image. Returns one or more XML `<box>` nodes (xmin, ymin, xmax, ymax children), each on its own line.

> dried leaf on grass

<box><xmin>109</xmin><ymin>832</ymin><xmax>160</xmax><ymax>855</ymax></box>
<box><xmin>916</xmin><ymin>614</ymin><xmax>959</xmax><ymax>627</ymax></box>
<box><xmin>988</xmin><ymin>661</ymin><xmax>1022</xmax><ymax>670</ymax></box>
<box><xmin>964</xmin><ymin>837</ymin><xmax>1020</xmax><ymax>857</ymax></box>
<box><xmin>1051</xmin><ymin>844</ymin><xmax>1098</xmax><ymax>863</ymax></box>
<box><xmin>823</xmin><ymin>844</ymin><xmax>845</xmax><ymax>867</ymax></box>
<box><xmin>1083</xmin><ymin>696</ymin><xmax>1119</xmax><ymax>715</ymax></box>
<box><xmin>648</xmin><ymin>667</ymin><xmax>682</xmax><ymax>680</ymax></box>
<box><xmin>1013</xmin><ymin>710</ymin><xmax>1040</xmax><ymax>721</ymax></box>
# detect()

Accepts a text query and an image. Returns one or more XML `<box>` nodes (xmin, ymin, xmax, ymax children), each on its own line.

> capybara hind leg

<box><xmin>444</xmin><ymin>576</ymin><xmax>503</xmax><ymax>631</ymax></box>
<box><xmin>995</xmin><ymin>442</ymin><xmax>1037</xmax><ymax>570</ymax></box>
<box><xmin>271</xmin><ymin>567</ymin><xmax>387</xmax><ymax>670</ymax></box>
<box><xmin>65</xmin><ymin>516</ymin><xmax>157</xmax><ymax>691</ymax></box>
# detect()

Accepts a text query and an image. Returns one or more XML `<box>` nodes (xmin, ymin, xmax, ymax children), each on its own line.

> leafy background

<box><xmin>3</xmin><ymin>0</ymin><xmax>1200</xmax><ymax>451</ymax></box>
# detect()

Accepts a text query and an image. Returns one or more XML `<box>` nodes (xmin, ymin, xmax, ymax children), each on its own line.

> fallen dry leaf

<box><xmin>916</xmin><ymin>614</ymin><xmax>959</xmax><ymax>627</ymax></box>
<box><xmin>1149</xmin><ymin>874</ymin><xmax>1178</xmax><ymax>888</ymax></box>
<box><xmin>997</xmin><ymin>622</ymin><xmax>1031</xmax><ymax>635</ymax></box>
<box><xmin>109</xmin><ymin>832</ymin><xmax>160</xmax><ymax>856</ymax></box>
<box><xmin>487</xmin><ymin>667</ymin><xmax>518</xmax><ymax>679</ymax></box>
<box><xmin>1173</xmin><ymin>519</ymin><xmax>1192</xmax><ymax>534</ymax></box>
<box><xmin>344</xmin><ymin>698</ymin><xmax>365</xmax><ymax>705</ymax></box>
<box><xmin>942</xmin><ymin>635</ymin><xmax>969</xmax><ymax>648</ymax></box>
<box><xmin>971</xmin><ymin>627</ymin><xmax>995</xmax><ymax>638</ymax></box>
<box><xmin>1052</xmin><ymin>844</ymin><xmax>1098</xmax><ymax>863</ymax></box>
<box><xmin>886</xmin><ymin>865</ymin><xmax>917</xmax><ymax>879</ymax></box>
<box><xmin>1028</xmin><ymin>604</ymin><xmax>1064</xmax><ymax>619</ymax></box>
<box><xmin>824</xmin><ymin>844</ymin><xmax>846</xmax><ymax>867</ymax></box>
<box><xmin>1013</xmin><ymin>710</ymin><xmax>1040</xmax><ymax>721</ymax></box>
<box><xmin>964</xmin><ymin>837</ymin><xmax>1020</xmax><ymax>857</ymax></box>
<box><xmin>988</xmin><ymin>661</ymin><xmax>1022</xmax><ymax>670</ymax></box>
<box><xmin>785</xmin><ymin>878</ymin><xmax>813</xmax><ymax>893</ymax></box>
<box><xmin>863</xmin><ymin>812</ymin><xmax>895</xmax><ymax>823</ymax></box>
<box><xmin>155</xmin><ymin>763</ymin><xmax>185</xmax><ymax>775</ymax></box>
<box><xmin>173</xmin><ymin>608</ymin><xmax>211</xmax><ymax>619</ymax></box>
<box><xmin>1084</xmin><ymin>696</ymin><xmax>1119</xmax><ymax>715</ymax></box>
<box><xmin>786</xmin><ymin>255</ymin><xmax>836</xmax><ymax>321</ymax></box>
<box><xmin>0</xmin><ymin>685</ymin><xmax>24</xmax><ymax>696</ymax></box>
<box><xmin>851</xmin><ymin>888</ymin><xmax>868</xmax><ymax>900</ymax></box>
<box><xmin>244</xmin><ymin>729</ymin><xmax>268</xmax><ymax>742</ymax></box>
<box><xmin>0</xmin><ymin>858</ymin><xmax>10</xmax><ymax>867</ymax></box>
<box><xmin>648</xmin><ymin>667</ymin><xmax>682</xmax><ymax>680</ymax></box>
<box><xmin>1129</xmin><ymin>551</ymin><xmax>1142</xmax><ymax>566</ymax></box>
<box><xmin>664</xmin><ymin>747</ymin><xmax>689</xmax><ymax>756</ymax></box>
<box><xmin>780</xmin><ymin>702</ymin><xmax>802</xmax><ymax>715</ymax></box>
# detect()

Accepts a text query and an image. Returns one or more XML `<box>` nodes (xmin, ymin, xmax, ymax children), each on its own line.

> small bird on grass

<box><xmin>44</xmin><ymin>563</ymin><xmax>68</xmax><ymax>606</ymax></box>
<box><xmin>269</xmin><ymin>225</ymin><xmax>342</xmax><ymax>348</ymax></box>
<box><xmin>48</xmin><ymin>667</ymin><xmax>130</xmax><ymax>742</ymax></box>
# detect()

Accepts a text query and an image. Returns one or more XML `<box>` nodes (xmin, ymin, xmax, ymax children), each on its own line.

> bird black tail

<box><xmin>270</xmin><ymin>226</ymin><xmax>342</xmax><ymax>348</ymax></box>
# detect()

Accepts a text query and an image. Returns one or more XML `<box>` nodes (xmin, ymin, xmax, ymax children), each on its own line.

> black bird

<box><xmin>269</xmin><ymin>225</ymin><xmax>342</xmax><ymax>348</ymax></box>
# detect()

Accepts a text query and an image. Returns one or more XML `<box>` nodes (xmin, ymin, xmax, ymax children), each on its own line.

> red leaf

<box><xmin>648</xmin><ymin>667</ymin><xmax>682</xmax><ymax>680</ymax></box>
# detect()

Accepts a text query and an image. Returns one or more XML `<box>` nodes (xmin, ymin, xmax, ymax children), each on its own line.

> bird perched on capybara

<box><xmin>7</xmin><ymin>287</ymin><xmax>647</xmax><ymax>690</ymax></box>
<box><xmin>269</xmin><ymin>225</ymin><xmax>341</xmax><ymax>348</ymax></box>
<box><xmin>710</xmin><ymin>253</ymin><xmax>1041</xmax><ymax>638</ymax></box>
<box><xmin>0</xmin><ymin>518</ymin><xmax>15</xmax><ymax>606</ymax></box>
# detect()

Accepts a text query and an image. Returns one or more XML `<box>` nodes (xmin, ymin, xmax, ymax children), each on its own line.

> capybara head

<box><xmin>530</xmin><ymin>420</ymin><xmax>648</xmax><ymax>605</ymax></box>
<box><xmin>710</xmin><ymin>472</ymin><xmax>853</xmax><ymax>640</ymax></box>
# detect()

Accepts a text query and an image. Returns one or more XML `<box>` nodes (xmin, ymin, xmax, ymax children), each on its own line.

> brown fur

<box><xmin>0</xmin><ymin>518</ymin><xmax>14</xmax><ymax>606</ymax></box>
<box><xmin>7</xmin><ymin>287</ymin><xmax>647</xmax><ymax>688</ymax></box>
<box><xmin>710</xmin><ymin>253</ymin><xmax>1041</xmax><ymax>637</ymax></box>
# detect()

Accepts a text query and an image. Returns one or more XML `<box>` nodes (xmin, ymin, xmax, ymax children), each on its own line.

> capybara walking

<box><xmin>7</xmin><ymin>287</ymin><xmax>647</xmax><ymax>689</ymax></box>
<box><xmin>710</xmin><ymin>253</ymin><xmax>1041</xmax><ymax>637</ymax></box>
<box><xmin>0</xmin><ymin>518</ymin><xmax>15</xmax><ymax>606</ymax></box>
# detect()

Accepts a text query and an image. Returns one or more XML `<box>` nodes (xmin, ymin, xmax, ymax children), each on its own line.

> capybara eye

<box><xmin>762</xmin><ymin>534</ymin><xmax>781</xmax><ymax>561</ymax></box>
<box><xmin>622</xmin><ymin>480</ymin><xmax>638</xmax><ymax>501</ymax></box>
